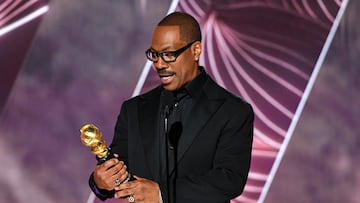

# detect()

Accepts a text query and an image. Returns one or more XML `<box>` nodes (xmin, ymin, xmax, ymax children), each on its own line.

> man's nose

<box><xmin>153</xmin><ymin>57</ymin><xmax>168</xmax><ymax>69</ymax></box>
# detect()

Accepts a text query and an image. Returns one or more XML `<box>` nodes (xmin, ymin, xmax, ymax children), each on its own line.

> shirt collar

<box><xmin>180</xmin><ymin>66</ymin><xmax>206</xmax><ymax>98</ymax></box>
<box><xmin>162</xmin><ymin>66</ymin><xmax>207</xmax><ymax>100</ymax></box>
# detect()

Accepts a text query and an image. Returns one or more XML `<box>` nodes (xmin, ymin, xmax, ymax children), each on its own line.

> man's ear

<box><xmin>192</xmin><ymin>41</ymin><xmax>202</xmax><ymax>61</ymax></box>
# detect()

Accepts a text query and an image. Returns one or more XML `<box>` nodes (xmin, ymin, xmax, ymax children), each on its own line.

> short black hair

<box><xmin>158</xmin><ymin>12</ymin><xmax>202</xmax><ymax>43</ymax></box>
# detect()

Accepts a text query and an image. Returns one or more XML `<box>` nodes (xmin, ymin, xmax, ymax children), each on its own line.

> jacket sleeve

<box><xmin>88</xmin><ymin>172</ymin><xmax>115</xmax><ymax>201</ymax></box>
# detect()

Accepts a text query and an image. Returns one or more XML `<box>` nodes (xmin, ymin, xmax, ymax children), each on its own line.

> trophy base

<box><xmin>96</xmin><ymin>149</ymin><xmax>115</xmax><ymax>164</ymax></box>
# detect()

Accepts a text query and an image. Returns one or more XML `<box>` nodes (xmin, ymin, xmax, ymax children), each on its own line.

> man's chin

<box><xmin>162</xmin><ymin>83</ymin><xmax>177</xmax><ymax>91</ymax></box>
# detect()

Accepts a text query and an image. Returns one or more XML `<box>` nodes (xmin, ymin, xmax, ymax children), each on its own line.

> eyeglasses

<box><xmin>145</xmin><ymin>41</ymin><xmax>196</xmax><ymax>63</ymax></box>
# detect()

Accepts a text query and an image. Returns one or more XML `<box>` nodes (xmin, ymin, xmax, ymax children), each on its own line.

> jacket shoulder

<box><xmin>123</xmin><ymin>85</ymin><xmax>162</xmax><ymax>104</ymax></box>
<box><xmin>204</xmin><ymin>76</ymin><xmax>253</xmax><ymax>113</ymax></box>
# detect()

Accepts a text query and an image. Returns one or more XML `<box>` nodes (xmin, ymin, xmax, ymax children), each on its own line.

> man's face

<box><xmin>149</xmin><ymin>25</ymin><xmax>200</xmax><ymax>91</ymax></box>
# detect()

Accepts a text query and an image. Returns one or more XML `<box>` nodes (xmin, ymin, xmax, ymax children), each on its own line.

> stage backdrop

<box><xmin>0</xmin><ymin>0</ymin><xmax>358</xmax><ymax>203</ymax></box>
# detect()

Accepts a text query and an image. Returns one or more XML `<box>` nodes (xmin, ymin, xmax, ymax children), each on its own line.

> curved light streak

<box><xmin>303</xmin><ymin>0</ymin><xmax>319</xmax><ymax>21</ymax></box>
<box><xmin>258</xmin><ymin>0</ymin><xmax>349</xmax><ymax>202</ymax></box>
<box><xmin>0</xmin><ymin>4</ymin><xmax>48</xmax><ymax>36</ymax></box>
<box><xmin>217</xmin><ymin>49</ymin><xmax>288</xmax><ymax>140</ymax></box>
<box><xmin>219</xmin><ymin>56</ymin><xmax>288</xmax><ymax>140</ymax></box>
<box><xmin>243</xmin><ymin>185</ymin><xmax>266</xmax><ymax>193</ymax></box>
<box><xmin>282</xmin><ymin>0</ymin><xmax>290</xmax><ymax>9</ymax></box>
<box><xmin>0</xmin><ymin>0</ymin><xmax>21</xmax><ymax>20</ymax></box>
<box><xmin>204</xmin><ymin>13</ymin><xmax>226</xmax><ymax>88</ymax></box>
<box><xmin>232</xmin><ymin>32</ymin><xmax>310</xmax><ymax>81</ymax></box>
<box><xmin>222</xmin><ymin>1</ymin><xmax>330</xmax><ymax>29</ymax></box>
<box><xmin>0</xmin><ymin>0</ymin><xmax>38</xmax><ymax>26</ymax></box>
<box><xmin>291</xmin><ymin>0</ymin><xmax>305</xmax><ymax>15</ymax></box>
<box><xmin>176</xmin><ymin>1</ymin><xmax>344</xmax><ymax>203</ymax></box>
<box><xmin>237</xmin><ymin>40</ymin><xmax>308</xmax><ymax>92</ymax></box>
<box><xmin>0</xmin><ymin>0</ymin><xmax>12</xmax><ymax>12</ymax></box>
<box><xmin>248</xmin><ymin>172</ymin><xmax>271</xmax><ymax>181</ymax></box>
<box><xmin>180</xmin><ymin>0</ymin><xmax>205</xmax><ymax>17</ymax></box>
<box><xmin>252</xmin><ymin>149</ymin><xmax>278</xmax><ymax>158</ymax></box>
<box><xmin>224</xmin><ymin>29</ymin><xmax>303</xmax><ymax>106</ymax></box>
<box><xmin>334</xmin><ymin>0</ymin><xmax>342</xmax><ymax>6</ymax></box>
<box><xmin>213</xmin><ymin>23</ymin><xmax>288</xmax><ymax>137</ymax></box>
<box><xmin>129</xmin><ymin>1</ymin><xmax>345</xmax><ymax>203</ymax></box>
<box><xmin>254</xmin><ymin>128</ymin><xmax>282</xmax><ymax>149</ymax></box>
<box><xmin>317</xmin><ymin>0</ymin><xmax>335</xmax><ymax>22</ymax></box>
<box><xmin>234</xmin><ymin>196</ymin><xmax>257</xmax><ymax>203</ymax></box>
<box><xmin>235</xmin><ymin>32</ymin><xmax>314</xmax><ymax>72</ymax></box>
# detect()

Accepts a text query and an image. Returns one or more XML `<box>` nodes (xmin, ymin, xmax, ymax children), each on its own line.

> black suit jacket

<box><xmin>107</xmin><ymin>73</ymin><xmax>254</xmax><ymax>203</ymax></box>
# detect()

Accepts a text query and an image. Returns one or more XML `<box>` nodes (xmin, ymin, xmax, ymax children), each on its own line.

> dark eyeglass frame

<box><xmin>145</xmin><ymin>40</ymin><xmax>197</xmax><ymax>63</ymax></box>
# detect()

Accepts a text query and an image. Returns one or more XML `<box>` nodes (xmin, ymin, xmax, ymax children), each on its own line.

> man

<box><xmin>89</xmin><ymin>12</ymin><xmax>254</xmax><ymax>203</ymax></box>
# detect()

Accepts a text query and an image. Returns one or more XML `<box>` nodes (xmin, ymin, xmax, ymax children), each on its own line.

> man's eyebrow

<box><xmin>150</xmin><ymin>45</ymin><xmax>175</xmax><ymax>52</ymax></box>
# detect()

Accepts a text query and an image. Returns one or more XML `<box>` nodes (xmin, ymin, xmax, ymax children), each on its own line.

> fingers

<box><xmin>115</xmin><ymin>179</ymin><xmax>137</xmax><ymax>191</ymax></box>
<box><xmin>115</xmin><ymin>189</ymin><xmax>134</xmax><ymax>199</ymax></box>
<box><xmin>133</xmin><ymin>175</ymin><xmax>141</xmax><ymax>180</ymax></box>
<box><xmin>101</xmin><ymin>157</ymin><xmax>120</xmax><ymax>170</ymax></box>
<box><xmin>114</xmin><ymin>178</ymin><xmax>160</xmax><ymax>203</ymax></box>
<box><xmin>123</xmin><ymin>195</ymin><xmax>140</xmax><ymax>203</ymax></box>
<box><xmin>93</xmin><ymin>158</ymin><xmax>128</xmax><ymax>190</ymax></box>
<box><xmin>114</xmin><ymin>180</ymin><xmax>137</xmax><ymax>198</ymax></box>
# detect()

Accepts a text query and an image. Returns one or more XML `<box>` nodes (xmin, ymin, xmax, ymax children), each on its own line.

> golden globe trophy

<box><xmin>80</xmin><ymin>123</ymin><xmax>115</xmax><ymax>163</ymax></box>
<box><xmin>80</xmin><ymin>123</ymin><xmax>134</xmax><ymax>184</ymax></box>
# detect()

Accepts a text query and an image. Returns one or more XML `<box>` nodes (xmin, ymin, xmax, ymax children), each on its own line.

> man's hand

<box><xmin>114</xmin><ymin>176</ymin><xmax>161</xmax><ymax>203</ymax></box>
<box><xmin>93</xmin><ymin>154</ymin><xmax>129</xmax><ymax>190</ymax></box>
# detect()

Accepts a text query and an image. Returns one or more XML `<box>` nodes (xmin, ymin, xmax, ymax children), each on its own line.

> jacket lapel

<box><xmin>138</xmin><ymin>87</ymin><xmax>162</xmax><ymax>180</ymax></box>
<box><xmin>137</xmin><ymin>79</ymin><xmax>226</xmax><ymax>176</ymax></box>
<box><xmin>176</xmin><ymin>79</ymin><xmax>225</xmax><ymax>164</ymax></box>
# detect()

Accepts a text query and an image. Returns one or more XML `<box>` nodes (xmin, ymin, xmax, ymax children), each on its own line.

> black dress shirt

<box><xmin>159</xmin><ymin>67</ymin><xmax>207</xmax><ymax>202</ymax></box>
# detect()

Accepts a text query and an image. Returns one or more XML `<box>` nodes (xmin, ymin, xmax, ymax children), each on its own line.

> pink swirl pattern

<box><xmin>138</xmin><ymin>0</ymin><xmax>343</xmax><ymax>202</ymax></box>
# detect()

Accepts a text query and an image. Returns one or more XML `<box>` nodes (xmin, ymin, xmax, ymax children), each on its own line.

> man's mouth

<box><xmin>158</xmin><ymin>71</ymin><xmax>176</xmax><ymax>84</ymax></box>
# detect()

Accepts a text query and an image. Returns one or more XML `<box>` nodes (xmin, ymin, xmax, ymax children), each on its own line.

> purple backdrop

<box><xmin>0</xmin><ymin>0</ymin><xmax>358</xmax><ymax>203</ymax></box>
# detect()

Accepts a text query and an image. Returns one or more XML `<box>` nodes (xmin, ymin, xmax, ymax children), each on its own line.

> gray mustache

<box><xmin>157</xmin><ymin>69</ymin><xmax>175</xmax><ymax>75</ymax></box>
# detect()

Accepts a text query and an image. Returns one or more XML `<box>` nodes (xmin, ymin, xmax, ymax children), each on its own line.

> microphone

<box><xmin>161</xmin><ymin>90</ymin><xmax>183</xmax><ymax>203</ymax></box>
<box><xmin>168</xmin><ymin>122</ymin><xmax>182</xmax><ymax>150</ymax></box>
<box><xmin>168</xmin><ymin>121</ymin><xmax>182</xmax><ymax>203</ymax></box>
<box><xmin>162</xmin><ymin>90</ymin><xmax>175</xmax><ymax>117</ymax></box>
<box><xmin>161</xmin><ymin>90</ymin><xmax>175</xmax><ymax>203</ymax></box>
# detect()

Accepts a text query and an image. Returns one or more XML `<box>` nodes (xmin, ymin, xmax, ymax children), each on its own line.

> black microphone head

<box><xmin>169</xmin><ymin>121</ymin><xmax>183</xmax><ymax>149</ymax></box>
<box><xmin>162</xmin><ymin>90</ymin><xmax>175</xmax><ymax>116</ymax></box>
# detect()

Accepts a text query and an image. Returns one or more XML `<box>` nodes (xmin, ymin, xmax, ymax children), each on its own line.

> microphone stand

<box><xmin>172</xmin><ymin>137</ymin><xmax>178</xmax><ymax>203</ymax></box>
<box><xmin>164</xmin><ymin>105</ymin><xmax>172</xmax><ymax>203</ymax></box>
<box><xmin>169</xmin><ymin>121</ymin><xmax>182</xmax><ymax>203</ymax></box>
